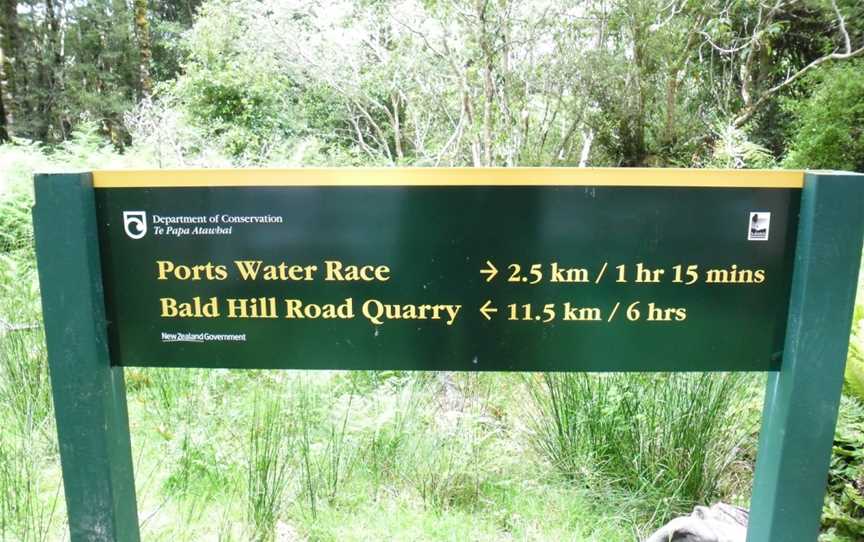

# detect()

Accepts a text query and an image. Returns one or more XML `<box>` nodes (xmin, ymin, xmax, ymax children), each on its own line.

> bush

<box><xmin>528</xmin><ymin>372</ymin><xmax>753</xmax><ymax>523</ymax></box>
<box><xmin>822</xmin><ymin>396</ymin><xmax>864</xmax><ymax>541</ymax></box>
<box><xmin>169</xmin><ymin>0</ymin><xmax>303</xmax><ymax>162</ymax></box>
<box><xmin>783</xmin><ymin>60</ymin><xmax>864</xmax><ymax>172</ymax></box>
<box><xmin>707</xmin><ymin>124</ymin><xmax>775</xmax><ymax>169</ymax></box>
<box><xmin>0</xmin><ymin>183</ymin><xmax>33</xmax><ymax>256</ymax></box>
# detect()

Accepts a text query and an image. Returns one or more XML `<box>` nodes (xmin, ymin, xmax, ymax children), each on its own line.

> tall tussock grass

<box><xmin>0</xmin><ymin>317</ymin><xmax>59</xmax><ymax>540</ymax></box>
<box><xmin>296</xmin><ymin>374</ymin><xmax>360</xmax><ymax>520</ymax></box>
<box><xmin>0</xmin><ymin>433</ymin><xmax>60</xmax><ymax>542</ymax></box>
<box><xmin>246</xmin><ymin>396</ymin><xmax>294</xmax><ymax>542</ymax></box>
<box><xmin>528</xmin><ymin>372</ymin><xmax>751</xmax><ymax>522</ymax></box>
<box><xmin>0</xmin><ymin>169</ymin><xmax>60</xmax><ymax>540</ymax></box>
<box><xmin>0</xmin><ymin>330</ymin><xmax>51</xmax><ymax>436</ymax></box>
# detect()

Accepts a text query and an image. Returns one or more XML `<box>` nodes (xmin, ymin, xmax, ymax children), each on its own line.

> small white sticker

<box><xmin>748</xmin><ymin>212</ymin><xmax>770</xmax><ymax>241</ymax></box>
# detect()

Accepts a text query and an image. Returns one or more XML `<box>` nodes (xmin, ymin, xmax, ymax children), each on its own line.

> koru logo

<box><xmin>123</xmin><ymin>211</ymin><xmax>148</xmax><ymax>240</ymax></box>
<box><xmin>748</xmin><ymin>211</ymin><xmax>770</xmax><ymax>241</ymax></box>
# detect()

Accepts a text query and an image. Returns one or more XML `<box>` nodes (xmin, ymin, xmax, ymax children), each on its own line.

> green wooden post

<box><xmin>33</xmin><ymin>173</ymin><xmax>140</xmax><ymax>541</ymax></box>
<box><xmin>748</xmin><ymin>172</ymin><xmax>864</xmax><ymax>541</ymax></box>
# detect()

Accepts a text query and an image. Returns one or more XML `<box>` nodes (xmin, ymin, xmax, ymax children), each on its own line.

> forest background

<box><xmin>1</xmin><ymin>0</ymin><xmax>864</xmax><ymax>540</ymax></box>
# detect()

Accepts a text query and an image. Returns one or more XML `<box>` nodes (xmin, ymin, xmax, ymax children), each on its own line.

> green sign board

<box><xmin>32</xmin><ymin>169</ymin><xmax>864</xmax><ymax>542</ymax></box>
<box><xmin>94</xmin><ymin>171</ymin><xmax>800</xmax><ymax>371</ymax></box>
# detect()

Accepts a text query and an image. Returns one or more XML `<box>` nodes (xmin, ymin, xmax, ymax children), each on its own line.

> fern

<box><xmin>844</xmin><ymin>305</ymin><xmax>864</xmax><ymax>402</ymax></box>
<box><xmin>845</xmin><ymin>345</ymin><xmax>864</xmax><ymax>403</ymax></box>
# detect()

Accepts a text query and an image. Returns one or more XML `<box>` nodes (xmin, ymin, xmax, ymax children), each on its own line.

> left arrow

<box><xmin>480</xmin><ymin>260</ymin><xmax>498</xmax><ymax>282</ymax></box>
<box><xmin>480</xmin><ymin>300</ymin><xmax>498</xmax><ymax>321</ymax></box>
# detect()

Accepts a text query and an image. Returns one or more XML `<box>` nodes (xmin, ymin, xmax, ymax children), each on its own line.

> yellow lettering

<box><xmin>235</xmin><ymin>260</ymin><xmax>262</xmax><ymax>280</ymax></box>
<box><xmin>324</xmin><ymin>260</ymin><xmax>390</xmax><ymax>282</ymax></box>
<box><xmin>157</xmin><ymin>261</ymin><xmax>174</xmax><ymax>280</ymax></box>
<box><xmin>160</xmin><ymin>297</ymin><xmax>178</xmax><ymax>317</ymax></box>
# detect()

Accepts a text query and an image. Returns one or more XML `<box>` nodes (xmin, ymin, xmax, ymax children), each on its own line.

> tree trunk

<box><xmin>663</xmin><ymin>73</ymin><xmax>678</xmax><ymax>146</ymax></box>
<box><xmin>39</xmin><ymin>0</ymin><xmax>63</xmax><ymax>141</ymax></box>
<box><xmin>622</xmin><ymin>12</ymin><xmax>648</xmax><ymax>166</ymax></box>
<box><xmin>133</xmin><ymin>0</ymin><xmax>153</xmax><ymax>97</ymax></box>
<box><xmin>0</xmin><ymin>0</ymin><xmax>17</xmax><ymax>140</ymax></box>
<box><xmin>390</xmin><ymin>92</ymin><xmax>404</xmax><ymax>160</ymax></box>
<box><xmin>476</xmin><ymin>0</ymin><xmax>495</xmax><ymax>166</ymax></box>
<box><xmin>0</xmin><ymin>85</ymin><xmax>8</xmax><ymax>142</ymax></box>
<box><xmin>0</xmin><ymin>36</ymin><xmax>8</xmax><ymax>142</ymax></box>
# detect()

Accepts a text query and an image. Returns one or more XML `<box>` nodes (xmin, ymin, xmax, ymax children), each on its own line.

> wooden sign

<box><xmin>32</xmin><ymin>169</ymin><xmax>864</xmax><ymax>542</ymax></box>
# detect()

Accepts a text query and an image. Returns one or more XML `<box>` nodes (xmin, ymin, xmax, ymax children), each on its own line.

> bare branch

<box><xmin>734</xmin><ymin>44</ymin><xmax>864</xmax><ymax>127</ymax></box>
<box><xmin>832</xmin><ymin>0</ymin><xmax>852</xmax><ymax>53</ymax></box>
<box><xmin>698</xmin><ymin>31</ymin><xmax>753</xmax><ymax>55</ymax></box>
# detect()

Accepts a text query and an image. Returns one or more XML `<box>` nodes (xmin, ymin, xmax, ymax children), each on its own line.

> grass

<box><xmin>247</xmin><ymin>395</ymin><xmax>294</xmax><ymax>541</ymax></box>
<box><xmin>114</xmin><ymin>368</ymin><xmax>758</xmax><ymax>540</ymax></box>
<box><xmin>527</xmin><ymin>372</ymin><xmax>756</xmax><ymax>523</ymax></box>
<box><xmin>0</xmin><ymin>289</ymin><xmax>62</xmax><ymax>541</ymax></box>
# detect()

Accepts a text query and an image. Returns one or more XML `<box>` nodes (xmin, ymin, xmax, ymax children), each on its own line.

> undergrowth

<box><xmin>527</xmin><ymin>372</ymin><xmax>756</xmax><ymax>527</ymax></box>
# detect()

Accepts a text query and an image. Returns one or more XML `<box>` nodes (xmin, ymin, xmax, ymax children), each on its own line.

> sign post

<box><xmin>32</xmin><ymin>168</ymin><xmax>863</xmax><ymax>541</ymax></box>
<box><xmin>747</xmin><ymin>172</ymin><xmax>864</xmax><ymax>541</ymax></box>
<box><xmin>33</xmin><ymin>173</ymin><xmax>139</xmax><ymax>542</ymax></box>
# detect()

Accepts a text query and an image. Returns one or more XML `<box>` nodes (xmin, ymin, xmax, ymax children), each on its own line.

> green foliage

<box><xmin>527</xmin><ymin>372</ymin><xmax>755</xmax><ymax>524</ymax></box>
<box><xmin>0</xmin><ymin>330</ymin><xmax>51</xmax><ymax>436</ymax></box>
<box><xmin>846</xmin><ymin>304</ymin><xmax>864</xmax><ymax>402</ymax></box>
<box><xmin>823</xmin><ymin>289</ymin><xmax>864</xmax><ymax>541</ymax></box>
<box><xmin>0</xmin><ymin>141</ymin><xmax>39</xmax><ymax>263</ymax></box>
<box><xmin>821</xmin><ymin>396</ymin><xmax>864</xmax><ymax>541</ymax></box>
<box><xmin>0</xmin><ymin>0</ymin><xmax>205</xmax><ymax>145</ymax></box>
<box><xmin>159</xmin><ymin>374</ymin><xmax>232</xmax><ymax>500</ymax></box>
<box><xmin>846</xmin><ymin>353</ymin><xmax>864</xmax><ymax>405</ymax></box>
<box><xmin>246</xmin><ymin>396</ymin><xmax>294</xmax><ymax>542</ymax></box>
<box><xmin>0</xmin><ymin>285</ymin><xmax>56</xmax><ymax>541</ymax></box>
<box><xmin>784</xmin><ymin>60</ymin><xmax>864</xmax><ymax>171</ymax></box>
<box><xmin>295</xmin><ymin>376</ymin><xmax>362</xmax><ymax>521</ymax></box>
<box><xmin>176</xmin><ymin>69</ymin><xmax>299</xmax><ymax>161</ymax></box>
<box><xmin>0</xmin><ymin>182</ymin><xmax>33</xmax><ymax>255</ymax></box>
<box><xmin>0</xmin><ymin>166</ymin><xmax>59</xmax><ymax>538</ymax></box>
<box><xmin>59</xmin><ymin>2</ymin><xmax>139</xmax><ymax>145</ymax></box>
<box><xmin>169</xmin><ymin>1</ymin><xmax>303</xmax><ymax>162</ymax></box>
<box><xmin>3</xmin><ymin>0</ymin><xmax>864</xmax><ymax>168</ymax></box>
<box><xmin>0</xmin><ymin>434</ymin><xmax>59</xmax><ymax>542</ymax></box>
<box><xmin>706</xmin><ymin>124</ymin><xmax>776</xmax><ymax>169</ymax></box>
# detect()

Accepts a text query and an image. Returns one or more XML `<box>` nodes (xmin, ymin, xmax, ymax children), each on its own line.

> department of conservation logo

<box><xmin>748</xmin><ymin>211</ymin><xmax>770</xmax><ymax>241</ymax></box>
<box><xmin>123</xmin><ymin>211</ymin><xmax>148</xmax><ymax>239</ymax></box>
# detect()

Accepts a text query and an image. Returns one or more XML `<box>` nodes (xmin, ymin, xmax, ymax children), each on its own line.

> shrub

<box><xmin>822</xmin><ymin>396</ymin><xmax>864</xmax><ymax>540</ymax></box>
<box><xmin>783</xmin><ymin>60</ymin><xmax>864</xmax><ymax>172</ymax></box>
<box><xmin>845</xmin><ymin>304</ymin><xmax>864</xmax><ymax>402</ymax></box>
<box><xmin>527</xmin><ymin>372</ymin><xmax>752</xmax><ymax>522</ymax></box>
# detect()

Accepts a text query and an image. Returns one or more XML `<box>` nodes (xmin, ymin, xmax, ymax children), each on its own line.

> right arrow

<box><xmin>480</xmin><ymin>260</ymin><xmax>498</xmax><ymax>282</ymax></box>
<box><xmin>479</xmin><ymin>300</ymin><xmax>498</xmax><ymax>321</ymax></box>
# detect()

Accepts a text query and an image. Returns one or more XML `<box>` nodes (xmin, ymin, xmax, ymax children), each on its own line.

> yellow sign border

<box><xmin>92</xmin><ymin>168</ymin><xmax>805</xmax><ymax>188</ymax></box>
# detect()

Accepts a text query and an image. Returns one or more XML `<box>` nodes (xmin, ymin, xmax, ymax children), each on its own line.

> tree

<box><xmin>0</xmin><ymin>79</ymin><xmax>7</xmax><ymax>142</ymax></box>
<box><xmin>220</xmin><ymin>0</ymin><xmax>600</xmax><ymax>166</ymax></box>
<box><xmin>134</xmin><ymin>0</ymin><xmax>154</xmax><ymax>96</ymax></box>
<box><xmin>0</xmin><ymin>37</ymin><xmax>8</xmax><ymax>142</ymax></box>
<box><xmin>699</xmin><ymin>0</ymin><xmax>864</xmax><ymax>129</ymax></box>
<box><xmin>0</xmin><ymin>0</ymin><xmax>202</xmax><ymax>144</ymax></box>
<box><xmin>0</xmin><ymin>0</ymin><xmax>17</xmax><ymax>141</ymax></box>
<box><xmin>2</xmin><ymin>0</ymin><xmax>861</xmax><ymax>168</ymax></box>
<box><xmin>783</xmin><ymin>60</ymin><xmax>864</xmax><ymax>171</ymax></box>
<box><xmin>39</xmin><ymin>0</ymin><xmax>64</xmax><ymax>140</ymax></box>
